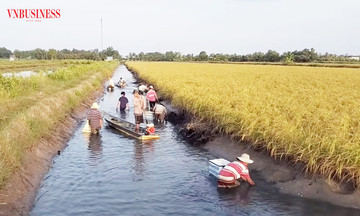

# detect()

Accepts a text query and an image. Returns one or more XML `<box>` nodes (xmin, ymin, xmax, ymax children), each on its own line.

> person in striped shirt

<box><xmin>218</xmin><ymin>153</ymin><xmax>255</xmax><ymax>188</ymax></box>
<box><xmin>87</xmin><ymin>102</ymin><xmax>103</xmax><ymax>135</ymax></box>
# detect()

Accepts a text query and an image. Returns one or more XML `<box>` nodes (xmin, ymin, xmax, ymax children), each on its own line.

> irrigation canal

<box><xmin>30</xmin><ymin>65</ymin><xmax>360</xmax><ymax>216</ymax></box>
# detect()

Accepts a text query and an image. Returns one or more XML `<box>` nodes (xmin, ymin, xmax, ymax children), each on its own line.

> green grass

<box><xmin>0</xmin><ymin>59</ymin><xmax>93</xmax><ymax>73</ymax></box>
<box><xmin>0</xmin><ymin>60</ymin><xmax>119</xmax><ymax>188</ymax></box>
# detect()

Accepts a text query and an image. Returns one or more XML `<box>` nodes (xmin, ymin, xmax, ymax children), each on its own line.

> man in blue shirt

<box><xmin>116</xmin><ymin>91</ymin><xmax>129</xmax><ymax>113</ymax></box>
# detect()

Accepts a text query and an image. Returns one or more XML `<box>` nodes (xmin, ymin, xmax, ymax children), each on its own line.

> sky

<box><xmin>0</xmin><ymin>0</ymin><xmax>359</xmax><ymax>56</ymax></box>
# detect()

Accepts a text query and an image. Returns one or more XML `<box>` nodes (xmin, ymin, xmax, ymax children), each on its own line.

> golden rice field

<box><xmin>126</xmin><ymin>61</ymin><xmax>360</xmax><ymax>185</ymax></box>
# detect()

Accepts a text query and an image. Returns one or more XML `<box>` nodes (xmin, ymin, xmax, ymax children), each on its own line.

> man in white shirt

<box><xmin>138</xmin><ymin>83</ymin><xmax>148</xmax><ymax>95</ymax></box>
<box><xmin>153</xmin><ymin>103</ymin><xmax>167</xmax><ymax>123</ymax></box>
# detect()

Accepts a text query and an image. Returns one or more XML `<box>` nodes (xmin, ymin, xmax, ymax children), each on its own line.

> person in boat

<box><xmin>217</xmin><ymin>153</ymin><xmax>255</xmax><ymax>188</ymax></box>
<box><xmin>107</xmin><ymin>77</ymin><xmax>115</xmax><ymax>91</ymax></box>
<box><xmin>133</xmin><ymin>89</ymin><xmax>145</xmax><ymax>131</ymax></box>
<box><xmin>145</xmin><ymin>123</ymin><xmax>155</xmax><ymax>135</ymax></box>
<box><xmin>117</xmin><ymin>77</ymin><xmax>126</xmax><ymax>88</ymax></box>
<box><xmin>116</xmin><ymin>91</ymin><xmax>129</xmax><ymax>113</ymax></box>
<box><xmin>153</xmin><ymin>102</ymin><xmax>167</xmax><ymax>124</ymax></box>
<box><xmin>87</xmin><ymin>102</ymin><xmax>103</xmax><ymax>135</ymax></box>
<box><xmin>146</xmin><ymin>85</ymin><xmax>158</xmax><ymax>111</ymax></box>
<box><xmin>138</xmin><ymin>83</ymin><xmax>148</xmax><ymax>95</ymax></box>
<box><xmin>117</xmin><ymin>77</ymin><xmax>123</xmax><ymax>86</ymax></box>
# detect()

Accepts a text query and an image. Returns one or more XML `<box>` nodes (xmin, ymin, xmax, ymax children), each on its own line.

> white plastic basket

<box><xmin>82</xmin><ymin>120</ymin><xmax>91</xmax><ymax>133</ymax></box>
<box><xmin>145</xmin><ymin>111</ymin><xmax>154</xmax><ymax>122</ymax></box>
<box><xmin>208</xmin><ymin>158</ymin><xmax>230</xmax><ymax>178</ymax></box>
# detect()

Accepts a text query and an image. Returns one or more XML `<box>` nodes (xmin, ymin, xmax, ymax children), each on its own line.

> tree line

<box><xmin>0</xmin><ymin>47</ymin><xmax>358</xmax><ymax>63</ymax></box>
<box><xmin>0</xmin><ymin>47</ymin><xmax>120</xmax><ymax>61</ymax></box>
<box><xmin>127</xmin><ymin>49</ymin><xmax>359</xmax><ymax>63</ymax></box>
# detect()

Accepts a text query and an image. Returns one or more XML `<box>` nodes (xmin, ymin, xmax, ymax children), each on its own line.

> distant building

<box><xmin>105</xmin><ymin>56</ymin><xmax>113</xmax><ymax>61</ymax></box>
<box><xmin>9</xmin><ymin>55</ymin><xmax>16</xmax><ymax>61</ymax></box>
<box><xmin>348</xmin><ymin>56</ymin><xmax>360</xmax><ymax>60</ymax></box>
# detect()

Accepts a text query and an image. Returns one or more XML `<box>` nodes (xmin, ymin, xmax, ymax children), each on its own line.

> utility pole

<box><xmin>101</xmin><ymin>18</ymin><xmax>103</xmax><ymax>51</ymax></box>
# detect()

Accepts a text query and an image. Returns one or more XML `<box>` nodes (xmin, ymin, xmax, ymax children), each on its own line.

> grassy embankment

<box><xmin>0</xmin><ymin>59</ymin><xmax>90</xmax><ymax>73</ymax></box>
<box><xmin>126</xmin><ymin>61</ymin><xmax>360</xmax><ymax>186</ymax></box>
<box><xmin>0</xmin><ymin>60</ymin><xmax>119</xmax><ymax>188</ymax></box>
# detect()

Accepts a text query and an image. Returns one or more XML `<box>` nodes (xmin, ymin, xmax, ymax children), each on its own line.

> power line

<box><xmin>101</xmin><ymin>18</ymin><xmax>103</xmax><ymax>51</ymax></box>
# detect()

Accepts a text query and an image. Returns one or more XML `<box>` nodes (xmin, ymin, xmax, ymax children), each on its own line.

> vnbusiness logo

<box><xmin>7</xmin><ymin>9</ymin><xmax>61</xmax><ymax>22</ymax></box>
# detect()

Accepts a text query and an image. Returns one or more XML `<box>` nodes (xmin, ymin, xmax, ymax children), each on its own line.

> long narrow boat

<box><xmin>103</xmin><ymin>112</ymin><xmax>160</xmax><ymax>140</ymax></box>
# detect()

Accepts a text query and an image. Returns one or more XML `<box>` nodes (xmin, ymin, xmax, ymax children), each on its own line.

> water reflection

<box><xmin>131</xmin><ymin>140</ymin><xmax>155</xmax><ymax>181</ymax></box>
<box><xmin>2</xmin><ymin>71</ymin><xmax>37</xmax><ymax>78</ymax></box>
<box><xmin>119</xmin><ymin>110</ymin><xmax>128</xmax><ymax>119</ymax></box>
<box><xmin>132</xmin><ymin>141</ymin><xmax>145</xmax><ymax>181</ymax></box>
<box><xmin>217</xmin><ymin>184</ymin><xmax>253</xmax><ymax>206</ymax></box>
<box><xmin>1</xmin><ymin>70</ymin><xmax>53</xmax><ymax>78</ymax></box>
<box><xmin>87</xmin><ymin>134</ymin><xmax>103</xmax><ymax>165</ymax></box>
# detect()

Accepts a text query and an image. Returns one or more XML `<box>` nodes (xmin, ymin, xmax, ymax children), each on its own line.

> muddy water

<box><xmin>30</xmin><ymin>65</ymin><xmax>360</xmax><ymax>216</ymax></box>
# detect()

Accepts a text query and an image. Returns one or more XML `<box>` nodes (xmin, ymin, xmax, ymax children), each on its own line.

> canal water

<box><xmin>30</xmin><ymin>65</ymin><xmax>360</xmax><ymax>216</ymax></box>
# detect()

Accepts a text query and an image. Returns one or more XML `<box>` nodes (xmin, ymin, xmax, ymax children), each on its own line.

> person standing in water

<box><xmin>87</xmin><ymin>102</ymin><xmax>103</xmax><ymax>135</ymax></box>
<box><xmin>116</xmin><ymin>91</ymin><xmax>129</xmax><ymax>113</ymax></box>
<box><xmin>133</xmin><ymin>89</ymin><xmax>145</xmax><ymax>131</ymax></box>
<box><xmin>146</xmin><ymin>85</ymin><xmax>158</xmax><ymax>111</ymax></box>
<box><xmin>153</xmin><ymin>102</ymin><xmax>167</xmax><ymax>123</ymax></box>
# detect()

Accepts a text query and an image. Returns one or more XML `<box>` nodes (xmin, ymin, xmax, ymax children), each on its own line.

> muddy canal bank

<box><xmin>130</xmin><ymin>66</ymin><xmax>360</xmax><ymax>209</ymax></box>
<box><xmin>0</xmin><ymin>90</ymin><xmax>104</xmax><ymax>216</ymax></box>
<box><xmin>159</xmin><ymin>98</ymin><xmax>360</xmax><ymax>209</ymax></box>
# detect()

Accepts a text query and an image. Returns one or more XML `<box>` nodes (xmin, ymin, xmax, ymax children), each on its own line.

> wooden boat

<box><xmin>103</xmin><ymin>112</ymin><xmax>160</xmax><ymax>140</ymax></box>
<box><xmin>106</xmin><ymin>85</ymin><xmax>114</xmax><ymax>92</ymax></box>
<box><xmin>115</xmin><ymin>83</ymin><xmax>125</xmax><ymax>88</ymax></box>
<box><xmin>208</xmin><ymin>158</ymin><xmax>230</xmax><ymax>178</ymax></box>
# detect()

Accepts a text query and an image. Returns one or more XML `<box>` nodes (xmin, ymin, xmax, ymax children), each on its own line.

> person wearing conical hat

<box><xmin>218</xmin><ymin>153</ymin><xmax>255</xmax><ymax>188</ymax></box>
<box><xmin>87</xmin><ymin>102</ymin><xmax>103</xmax><ymax>135</ymax></box>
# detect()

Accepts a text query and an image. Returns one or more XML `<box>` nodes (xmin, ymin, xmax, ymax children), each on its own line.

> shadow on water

<box><xmin>30</xmin><ymin>65</ymin><xmax>360</xmax><ymax>216</ymax></box>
